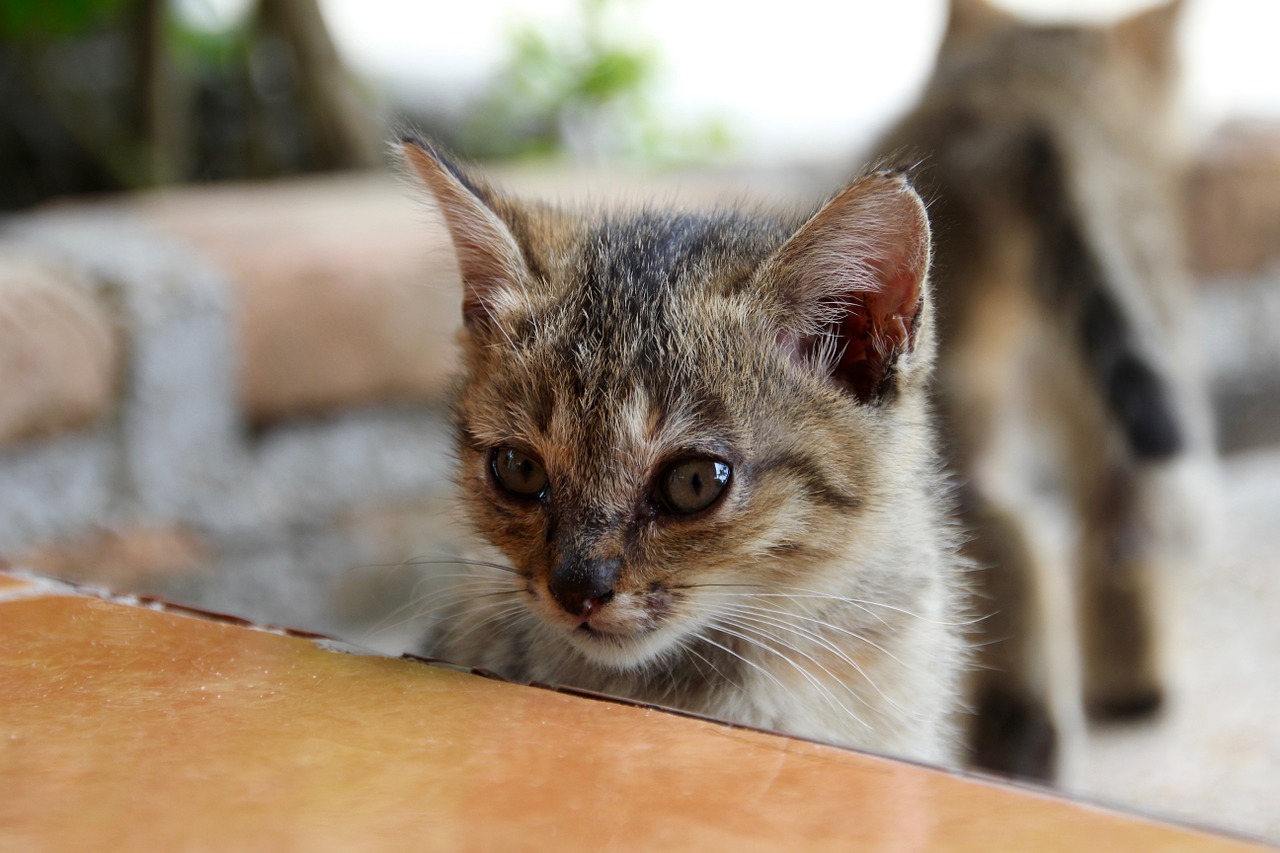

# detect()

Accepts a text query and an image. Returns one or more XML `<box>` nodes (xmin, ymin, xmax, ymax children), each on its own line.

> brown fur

<box><xmin>401</xmin><ymin>139</ymin><xmax>970</xmax><ymax>765</ymax></box>
<box><xmin>872</xmin><ymin>0</ymin><xmax>1213</xmax><ymax>780</ymax></box>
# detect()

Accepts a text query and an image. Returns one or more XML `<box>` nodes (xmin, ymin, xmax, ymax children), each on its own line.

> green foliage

<box><xmin>164</xmin><ymin>7</ymin><xmax>249</xmax><ymax>74</ymax></box>
<box><xmin>462</xmin><ymin>0</ymin><xmax>732</xmax><ymax>164</ymax></box>
<box><xmin>0</xmin><ymin>0</ymin><xmax>137</xmax><ymax>41</ymax></box>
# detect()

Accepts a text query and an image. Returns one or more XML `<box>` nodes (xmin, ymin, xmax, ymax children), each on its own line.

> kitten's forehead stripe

<box><xmin>472</xmin><ymin>197</ymin><xmax>884</xmax><ymax>526</ymax></box>
<box><xmin>582</xmin><ymin>211</ymin><xmax>773</xmax><ymax>298</ymax></box>
<box><xmin>572</xmin><ymin>210</ymin><xmax>788</xmax><ymax>327</ymax></box>
<box><xmin>620</xmin><ymin>387</ymin><xmax>650</xmax><ymax>452</ymax></box>
<box><xmin>509</xmin><ymin>211</ymin><xmax>790</xmax><ymax>455</ymax></box>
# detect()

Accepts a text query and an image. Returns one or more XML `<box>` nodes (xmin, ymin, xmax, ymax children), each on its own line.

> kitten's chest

<box><xmin>535</xmin><ymin>625</ymin><xmax>887</xmax><ymax>742</ymax></box>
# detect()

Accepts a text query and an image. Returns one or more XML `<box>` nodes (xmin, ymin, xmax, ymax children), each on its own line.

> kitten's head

<box><xmin>403</xmin><ymin>138</ymin><xmax>934</xmax><ymax>671</ymax></box>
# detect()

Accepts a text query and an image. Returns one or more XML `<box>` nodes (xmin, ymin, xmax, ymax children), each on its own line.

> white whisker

<box><xmin>439</xmin><ymin>600</ymin><xmax>531</xmax><ymax>650</ymax></box>
<box><xmin>698</xmin><ymin>584</ymin><xmax>978</xmax><ymax>628</ymax></box>
<box><xmin>714</xmin><ymin>602</ymin><xmax>914</xmax><ymax>720</ymax></box>
<box><xmin>706</xmin><ymin>615</ymin><xmax>871</xmax><ymax>731</ymax></box>
<box><xmin>363</xmin><ymin>576</ymin><xmax>521</xmax><ymax>638</ymax></box>
<box><xmin>714</xmin><ymin>598</ymin><xmax>909</xmax><ymax>669</ymax></box>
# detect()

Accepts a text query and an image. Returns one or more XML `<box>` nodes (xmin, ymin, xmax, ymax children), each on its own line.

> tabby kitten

<box><xmin>400</xmin><ymin>138</ymin><xmax>968</xmax><ymax>765</ymax></box>
<box><xmin>872</xmin><ymin>0</ymin><xmax>1211</xmax><ymax>779</ymax></box>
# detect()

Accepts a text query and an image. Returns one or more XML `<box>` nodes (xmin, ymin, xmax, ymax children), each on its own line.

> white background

<box><xmin>182</xmin><ymin>0</ymin><xmax>1280</xmax><ymax>163</ymax></box>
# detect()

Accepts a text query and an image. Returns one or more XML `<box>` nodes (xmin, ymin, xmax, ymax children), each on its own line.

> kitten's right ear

<box><xmin>399</xmin><ymin>136</ymin><xmax>527</xmax><ymax>330</ymax></box>
<box><xmin>758</xmin><ymin>172</ymin><xmax>932</xmax><ymax>405</ymax></box>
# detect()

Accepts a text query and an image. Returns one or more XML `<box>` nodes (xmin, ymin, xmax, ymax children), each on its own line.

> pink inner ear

<box><xmin>835</xmin><ymin>262</ymin><xmax>922</xmax><ymax>400</ymax></box>
<box><xmin>772</xmin><ymin>173</ymin><xmax>931</xmax><ymax>403</ymax></box>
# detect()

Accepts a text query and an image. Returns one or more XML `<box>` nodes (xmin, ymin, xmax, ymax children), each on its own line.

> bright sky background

<box><xmin>183</xmin><ymin>0</ymin><xmax>1280</xmax><ymax>164</ymax></box>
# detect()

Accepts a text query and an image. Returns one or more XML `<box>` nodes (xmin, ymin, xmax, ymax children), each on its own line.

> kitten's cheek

<box><xmin>645</xmin><ymin>585</ymin><xmax>676</xmax><ymax>621</ymax></box>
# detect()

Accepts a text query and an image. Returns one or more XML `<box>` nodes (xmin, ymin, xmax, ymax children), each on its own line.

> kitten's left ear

<box><xmin>759</xmin><ymin>172</ymin><xmax>932</xmax><ymax>405</ymax></box>
<box><xmin>399</xmin><ymin>136</ymin><xmax>528</xmax><ymax>331</ymax></box>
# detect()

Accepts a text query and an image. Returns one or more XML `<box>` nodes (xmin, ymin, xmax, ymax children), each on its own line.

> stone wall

<box><xmin>0</xmin><ymin>176</ymin><xmax>461</xmax><ymax>642</ymax></box>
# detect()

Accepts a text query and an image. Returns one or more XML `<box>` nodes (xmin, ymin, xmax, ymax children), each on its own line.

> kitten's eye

<box><xmin>491</xmin><ymin>447</ymin><xmax>548</xmax><ymax>498</ymax></box>
<box><xmin>658</xmin><ymin>458</ymin><xmax>732</xmax><ymax>514</ymax></box>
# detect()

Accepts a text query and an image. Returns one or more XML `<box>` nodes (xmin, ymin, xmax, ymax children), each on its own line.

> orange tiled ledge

<box><xmin>0</xmin><ymin>569</ymin><xmax>1264</xmax><ymax>851</ymax></box>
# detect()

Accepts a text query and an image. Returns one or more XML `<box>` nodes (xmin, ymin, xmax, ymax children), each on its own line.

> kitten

<box><xmin>871</xmin><ymin>0</ymin><xmax>1211</xmax><ymax>779</ymax></box>
<box><xmin>399</xmin><ymin>138</ymin><xmax>969</xmax><ymax>765</ymax></box>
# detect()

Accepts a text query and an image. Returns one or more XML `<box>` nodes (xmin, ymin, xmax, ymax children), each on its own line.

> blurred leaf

<box><xmin>165</xmin><ymin>8</ymin><xmax>249</xmax><ymax>71</ymax></box>
<box><xmin>0</xmin><ymin>0</ymin><xmax>137</xmax><ymax>40</ymax></box>
<box><xmin>460</xmin><ymin>0</ymin><xmax>731</xmax><ymax>164</ymax></box>
<box><xmin>575</xmin><ymin>49</ymin><xmax>650</xmax><ymax>102</ymax></box>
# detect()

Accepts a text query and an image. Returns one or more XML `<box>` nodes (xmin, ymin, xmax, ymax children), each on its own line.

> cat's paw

<box><xmin>1085</xmin><ymin>683</ymin><xmax>1165</xmax><ymax>723</ymax></box>
<box><xmin>968</xmin><ymin>684</ymin><xmax>1058</xmax><ymax>783</ymax></box>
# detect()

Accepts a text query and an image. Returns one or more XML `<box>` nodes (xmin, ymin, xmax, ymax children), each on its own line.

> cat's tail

<box><xmin>1017</xmin><ymin>129</ymin><xmax>1184</xmax><ymax>461</ymax></box>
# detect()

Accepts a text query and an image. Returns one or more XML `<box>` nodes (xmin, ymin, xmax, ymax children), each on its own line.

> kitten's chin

<box><xmin>530</xmin><ymin>584</ymin><xmax>690</xmax><ymax>671</ymax></box>
<box><xmin>559</xmin><ymin>621</ymin><xmax>688</xmax><ymax>672</ymax></box>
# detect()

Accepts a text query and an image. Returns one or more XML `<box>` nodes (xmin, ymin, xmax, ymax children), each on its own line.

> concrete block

<box><xmin>3</xmin><ymin>201</ymin><xmax>457</xmax><ymax>561</ymax></box>
<box><xmin>0</xmin><ymin>432</ymin><xmax>117</xmax><ymax>551</ymax></box>
<box><xmin>6</xmin><ymin>211</ymin><xmax>244</xmax><ymax>524</ymax></box>
<box><xmin>135</xmin><ymin>176</ymin><xmax>461</xmax><ymax>425</ymax></box>
<box><xmin>0</xmin><ymin>247</ymin><xmax>122</xmax><ymax>445</ymax></box>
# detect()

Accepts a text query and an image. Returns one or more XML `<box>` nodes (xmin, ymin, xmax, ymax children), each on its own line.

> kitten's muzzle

<box><xmin>548</xmin><ymin>555</ymin><xmax>620</xmax><ymax>620</ymax></box>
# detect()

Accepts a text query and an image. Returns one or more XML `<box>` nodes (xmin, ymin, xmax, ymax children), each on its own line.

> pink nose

<box><xmin>549</xmin><ymin>581</ymin><xmax>614</xmax><ymax>619</ymax></box>
<box><xmin>548</xmin><ymin>556</ymin><xmax>619</xmax><ymax>618</ymax></box>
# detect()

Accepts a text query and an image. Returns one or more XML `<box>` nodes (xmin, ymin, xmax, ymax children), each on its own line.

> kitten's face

<box><xmin>454</xmin><ymin>229</ymin><xmax>873</xmax><ymax>668</ymax></box>
<box><xmin>404</xmin><ymin>142</ymin><xmax>932</xmax><ymax>671</ymax></box>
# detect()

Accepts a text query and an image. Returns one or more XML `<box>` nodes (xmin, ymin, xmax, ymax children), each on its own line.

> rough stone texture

<box><xmin>140</xmin><ymin>495</ymin><xmax>465</xmax><ymax>648</ymax></box>
<box><xmin>1187</xmin><ymin>122</ymin><xmax>1280</xmax><ymax>278</ymax></box>
<box><xmin>0</xmin><ymin>432</ymin><xmax>117</xmax><ymax>552</ymax></box>
<box><xmin>6</xmin><ymin>211</ymin><xmax>245</xmax><ymax>525</ymax></box>
<box><xmin>0</xmin><ymin>247</ymin><xmax>121</xmax><ymax>445</ymax></box>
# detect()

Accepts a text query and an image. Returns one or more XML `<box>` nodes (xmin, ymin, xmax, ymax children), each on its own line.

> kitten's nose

<box><xmin>548</xmin><ymin>556</ymin><xmax>619</xmax><ymax>619</ymax></box>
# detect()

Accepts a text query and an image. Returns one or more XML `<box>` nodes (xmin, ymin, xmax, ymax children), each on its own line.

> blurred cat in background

<box><xmin>873</xmin><ymin>0</ymin><xmax>1213</xmax><ymax>780</ymax></box>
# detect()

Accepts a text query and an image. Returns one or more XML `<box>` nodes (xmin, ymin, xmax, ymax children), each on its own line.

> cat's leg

<box><xmin>1054</xmin><ymin>342</ymin><xmax>1187</xmax><ymax>723</ymax></box>
<box><xmin>1066</xmin><ymin>437</ymin><xmax>1168</xmax><ymax>721</ymax></box>
<box><xmin>957</xmin><ymin>483</ymin><xmax>1059</xmax><ymax>781</ymax></box>
<box><xmin>1069</xmin><ymin>308</ymin><xmax>1218</xmax><ymax>720</ymax></box>
<box><xmin>940</xmin><ymin>385</ymin><xmax>1059</xmax><ymax>781</ymax></box>
<box><xmin>935</xmin><ymin>283</ymin><xmax>1060</xmax><ymax>781</ymax></box>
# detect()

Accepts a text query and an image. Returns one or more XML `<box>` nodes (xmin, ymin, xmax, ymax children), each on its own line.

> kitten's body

<box><xmin>872</xmin><ymin>0</ymin><xmax>1212</xmax><ymax>778</ymax></box>
<box><xmin>402</xmin><ymin>143</ymin><xmax>968</xmax><ymax>765</ymax></box>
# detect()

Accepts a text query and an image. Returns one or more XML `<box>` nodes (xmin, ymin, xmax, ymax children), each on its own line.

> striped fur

<box><xmin>402</xmin><ymin>139</ymin><xmax>970</xmax><ymax>765</ymax></box>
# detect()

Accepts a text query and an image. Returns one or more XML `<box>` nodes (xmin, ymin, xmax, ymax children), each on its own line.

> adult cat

<box><xmin>872</xmin><ymin>0</ymin><xmax>1211</xmax><ymax>779</ymax></box>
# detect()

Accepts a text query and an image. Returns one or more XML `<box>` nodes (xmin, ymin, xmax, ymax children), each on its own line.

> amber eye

<box><xmin>657</xmin><ymin>458</ymin><xmax>731</xmax><ymax>514</ymax></box>
<box><xmin>491</xmin><ymin>447</ymin><xmax>548</xmax><ymax>498</ymax></box>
